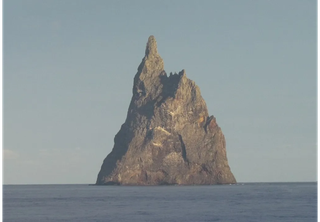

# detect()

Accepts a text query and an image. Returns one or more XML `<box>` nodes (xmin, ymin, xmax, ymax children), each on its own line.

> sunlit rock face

<box><xmin>96</xmin><ymin>36</ymin><xmax>236</xmax><ymax>185</ymax></box>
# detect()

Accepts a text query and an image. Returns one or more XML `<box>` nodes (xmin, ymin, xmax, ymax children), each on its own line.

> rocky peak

<box><xmin>134</xmin><ymin>36</ymin><xmax>165</xmax><ymax>104</ymax></box>
<box><xmin>145</xmin><ymin>35</ymin><xmax>158</xmax><ymax>58</ymax></box>
<box><xmin>96</xmin><ymin>36</ymin><xmax>236</xmax><ymax>185</ymax></box>
<box><xmin>137</xmin><ymin>35</ymin><xmax>164</xmax><ymax>73</ymax></box>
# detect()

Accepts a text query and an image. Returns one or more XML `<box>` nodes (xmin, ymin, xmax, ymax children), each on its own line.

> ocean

<box><xmin>3</xmin><ymin>182</ymin><xmax>317</xmax><ymax>222</ymax></box>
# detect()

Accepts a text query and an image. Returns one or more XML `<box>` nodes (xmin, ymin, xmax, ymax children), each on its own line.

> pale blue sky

<box><xmin>3</xmin><ymin>0</ymin><xmax>316</xmax><ymax>184</ymax></box>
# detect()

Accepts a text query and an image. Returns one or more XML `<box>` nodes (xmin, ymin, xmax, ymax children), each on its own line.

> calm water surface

<box><xmin>3</xmin><ymin>182</ymin><xmax>317</xmax><ymax>222</ymax></box>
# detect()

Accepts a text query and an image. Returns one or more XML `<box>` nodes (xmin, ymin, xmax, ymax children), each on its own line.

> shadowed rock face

<box><xmin>96</xmin><ymin>36</ymin><xmax>236</xmax><ymax>185</ymax></box>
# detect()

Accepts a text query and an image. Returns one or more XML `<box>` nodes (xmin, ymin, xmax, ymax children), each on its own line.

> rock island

<box><xmin>96</xmin><ymin>36</ymin><xmax>236</xmax><ymax>185</ymax></box>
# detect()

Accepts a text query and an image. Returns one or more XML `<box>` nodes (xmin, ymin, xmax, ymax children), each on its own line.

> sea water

<box><xmin>3</xmin><ymin>182</ymin><xmax>317</xmax><ymax>222</ymax></box>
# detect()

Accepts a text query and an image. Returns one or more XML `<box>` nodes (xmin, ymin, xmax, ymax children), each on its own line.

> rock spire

<box><xmin>145</xmin><ymin>35</ymin><xmax>158</xmax><ymax>57</ymax></box>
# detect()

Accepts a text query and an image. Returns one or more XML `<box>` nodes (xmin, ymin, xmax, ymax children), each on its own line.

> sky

<box><xmin>3</xmin><ymin>0</ymin><xmax>317</xmax><ymax>184</ymax></box>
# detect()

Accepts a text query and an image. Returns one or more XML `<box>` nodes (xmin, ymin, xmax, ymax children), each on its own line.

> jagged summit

<box><xmin>137</xmin><ymin>36</ymin><xmax>163</xmax><ymax>73</ymax></box>
<box><xmin>145</xmin><ymin>35</ymin><xmax>158</xmax><ymax>57</ymax></box>
<box><xmin>96</xmin><ymin>36</ymin><xmax>236</xmax><ymax>185</ymax></box>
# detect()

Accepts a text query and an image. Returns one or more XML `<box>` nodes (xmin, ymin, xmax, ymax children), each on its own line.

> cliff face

<box><xmin>96</xmin><ymin>36</ymin><xmax>236</xmax><ymax>185</ymax></box>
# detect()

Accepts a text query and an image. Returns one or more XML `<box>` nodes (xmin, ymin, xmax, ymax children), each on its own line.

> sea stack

<box><xmin>96</xmin><ymin>36</ymin><xmax>236</xmax><ymax>185</ymax></box>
